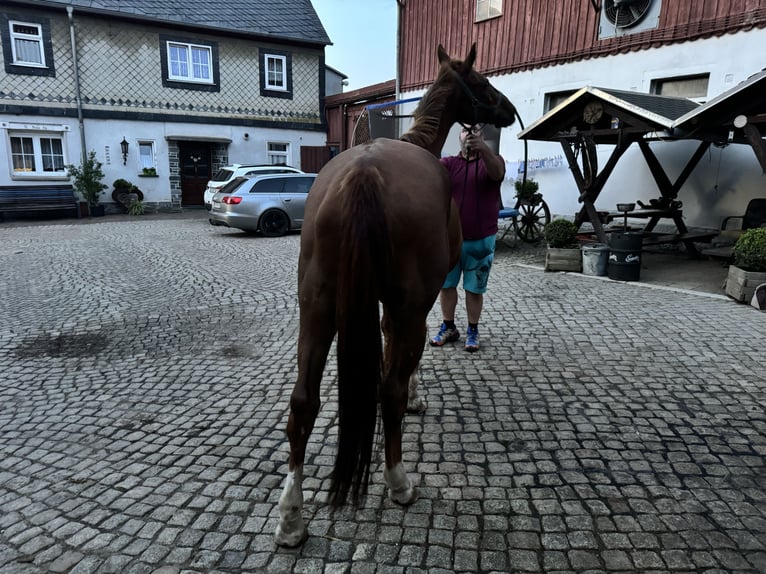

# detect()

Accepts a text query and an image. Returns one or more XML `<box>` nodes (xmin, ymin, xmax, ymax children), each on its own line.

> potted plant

<box><xmin>544</xmin><ymin>218</ymin><xmax>581</xmax><ymax>272</ymax></box>
<box><xmin>141</xmin><ymin>167</ymin><xmax>157</xmax><ymax>177</ymax></box>
<box><xmin>514</xmin><ymin>177</ymin><xmax>542</xmax><ymax>205</ymax></box>
<box><xmin>725</xmin><ymin>227</ymin><xmax>766</xmax><ymax>302</ymax></box>
<box><xmin>66</xmin><ymin>151</ymin><xmax>107</xmax><ymax>216</ymax></box>
<box><xmin>112</xmin><ymin>179</ymin><xmax>144</xmax><ymax>212</ymax></box>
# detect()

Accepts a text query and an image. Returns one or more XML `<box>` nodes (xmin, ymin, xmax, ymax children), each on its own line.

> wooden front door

<box><xmin>179</xmin><ymin>142</ymin><xmax>212</xmax><ymax>207</ymax></box>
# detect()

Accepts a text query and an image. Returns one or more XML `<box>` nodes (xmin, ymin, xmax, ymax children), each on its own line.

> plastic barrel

<box><xmin>581</xmin><ymin>243</ymin><xmax>609</xmax><ymax>276</ymax></box>
<box><xmin>608</xmin><ymin>232</ymin><xmax>642</xmax><ymax>281</ymax></box>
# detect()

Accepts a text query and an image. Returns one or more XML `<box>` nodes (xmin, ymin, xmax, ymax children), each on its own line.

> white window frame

<box><xmin>476</xmin><ymin>0</ymin><xmax>502</xmax><ymax>22</ymax></box>
<box><xmin>138</xmin><ymin>141</ymin><xmax>156</xmax><ymax>170</ymax></box>
<box><xmin>166</xmin><ymin>41</ymin><xmax>213</xmax><ymax>84</ymax></box>
<box><xmin>8</xmin><ymin>129</ymin><xmax>67</xmax><ymax>179</ymax></box>
<box><xmin>267</xmin><ymin>142</ymin><xmax>290</xmax><ymax>166</ymax></box>
<box><xmin>9</xmin><ymin>20</ymin><xmax>45</xmax><ymax>68</ymax></box>
<box><xmin>264</xmin><ymin>54</ymin><xmax>287</xmax><ymax>91</ymax></box>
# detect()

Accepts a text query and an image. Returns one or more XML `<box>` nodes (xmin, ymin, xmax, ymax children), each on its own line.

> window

<box><xmin>10</xmin><ymin>20</ymin><xmax>44</xmax><ymax>66</ymax></box>
<box><xmin>251</xmin><ymin>178</ymin><xmax>284</xmax><ymax>194</ymax></box>
<box><xmin>167</xmin><ymin>42</ymin><xmax>212</xmax><ymax>83</ymax></box>
<box><xmin>544</xmin><ymin>90</ymin><xmax>577</xmax><ymax>113</ymax></box>
<box><xmin>259</xmin><ymin>48</ymin><xmax>292</xmax><ymax>99</ymax></box>
<box><xmin>159</xmin><ymin>35</ymin><xmax>219</xmax><ymax>91</ymax></box>
<box><xmin>265</xmin><ymin>54</ymin><xmax>287</xmax><ymax>91</ymax></box>
<box><xmin>476</xmin><ymin>0</ymin><xmax>502</xmax><ymax>22</ymax></box>
<box><xmin>138</xmin><ymin>141</ymin><xmax>156</xmax><ymax>170</ymax></box>
<box><xmin>9</xmin><ymin>131</ymin><xmax>66</xmax><ymax>178</ymax></box>
<box><xmin>1</xmin><ymin>14</ymin><xmax>55</xmax><ymax>76</ymax></box>
<box><xmin>651</xmin><ymin>74</ymin><xmax>709</xmax><ymax>102</ymax></box>
<box><xmin>284</xmin><ymin>177</ymin><xmax>314</xmax><ymax>195</ymax></box>
<box><xmin>268</xmin><ymin>142</ymin><xmax>290</xmax><ymax>165</ymax></box>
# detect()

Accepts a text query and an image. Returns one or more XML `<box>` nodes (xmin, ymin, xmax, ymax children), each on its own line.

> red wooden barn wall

<box><xmin>399</xmin><ymin>0</ymin><xmax>766</xmax><ymax>90</ymax></box>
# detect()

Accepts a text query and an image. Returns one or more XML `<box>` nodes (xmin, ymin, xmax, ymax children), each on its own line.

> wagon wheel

<box><xmin>513</xmin><ymin>199</ymin><xmax>551</xmax><ymax>243</ymax></box>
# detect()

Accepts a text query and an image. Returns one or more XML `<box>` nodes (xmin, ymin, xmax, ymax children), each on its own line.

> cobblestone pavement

<box><xmin>1</xmin><ymin>213</ymin><xmax>764</xmax><ymax>574</ymax></box>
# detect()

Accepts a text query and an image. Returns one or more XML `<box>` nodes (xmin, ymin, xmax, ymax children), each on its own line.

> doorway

<box><xmin>179</xmin><ymin>142</ymin><xmax>212</xmax><ymax>207</ymax></box>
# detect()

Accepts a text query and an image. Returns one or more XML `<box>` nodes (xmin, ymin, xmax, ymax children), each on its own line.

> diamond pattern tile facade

<box><xmin>1</xmin><ymin>11</ymin><xmax>323</xmax><ymax>125</ymax></box>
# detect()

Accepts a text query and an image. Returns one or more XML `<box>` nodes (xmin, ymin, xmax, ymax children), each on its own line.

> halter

<box><xmin>451</xmin><ymin>69</ymin><xmax>503</xmax><ymax>129</ymax></box>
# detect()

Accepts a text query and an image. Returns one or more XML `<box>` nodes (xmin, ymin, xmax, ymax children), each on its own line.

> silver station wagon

<box><xmin>208</xmin><ymin>173</ymin><xmax>317</xmax><ymax>237</ymax></box>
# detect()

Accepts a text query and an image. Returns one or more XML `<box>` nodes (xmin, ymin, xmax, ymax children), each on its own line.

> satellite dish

<box><xmin>604</xmin><ymin>0</ymin><xmax>653</xmax><ymax>28</ymax></box>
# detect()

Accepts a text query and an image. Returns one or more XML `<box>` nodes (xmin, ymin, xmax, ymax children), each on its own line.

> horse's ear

<box><xmin>465</xmin><ymin>43</ymin><xmax>477</xmax><ymax>70</ymax></box>
<box><xmin>437</xmin><ymin>44</ymin><xmax>450</xmax><ymax>65</ymax></box>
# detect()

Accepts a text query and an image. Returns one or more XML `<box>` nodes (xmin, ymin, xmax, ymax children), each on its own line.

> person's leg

<box><xmin>461</xmin><ymin>236</ymin><xmax>495</xmax><ymax>352</ymax></box>
<box><xmin>439</xmin><ymin>287</ymin><xmax>458</xmax><ymax>321</ymax></box>
<box><xmin>430</xmin><ymin>263</ymin><xmax>462</xmax><ymax>346</ymax></box>
<box><xmin>465</xmin><ymin>290</ymin><xmax>483</xmax><ymax>324</ymax></box>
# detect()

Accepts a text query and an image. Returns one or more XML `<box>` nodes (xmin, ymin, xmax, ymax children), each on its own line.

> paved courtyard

<box><xmin>0</xmin><ymin>212</ymin><xmax>764</xmax><ymax>573</ymax></box>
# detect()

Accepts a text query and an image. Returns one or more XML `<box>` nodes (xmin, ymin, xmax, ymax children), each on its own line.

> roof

<box><xmin>672</xmin><ymin>69</ymin><xmax>766</xmax><ymax>142</ymax></box>
<box><xmin>518</xmin><ymin>86</ymin><xmax>700</xmax><ymax>144</ymax></box>
<box><xmin>28</xmin><ymin>0</ymin><xmax>331</xmax><ymax>46</ymax></box>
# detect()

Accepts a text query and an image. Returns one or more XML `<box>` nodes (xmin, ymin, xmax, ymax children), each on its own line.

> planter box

<box><xmin>725</xmin><ymin>264</ymin><xmax>766</xmax><ymax>302</ymax></box>
<box><xmin>545</xmin><ymin>247</ymin><xmax>582</xmax><ymax>272</ymax></box>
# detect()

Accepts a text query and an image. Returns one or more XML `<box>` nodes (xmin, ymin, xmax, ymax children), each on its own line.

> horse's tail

<box><xmin>330</xmin><ymin>161</ymin><xmax>390</xmax><ymax>506</ymax></box>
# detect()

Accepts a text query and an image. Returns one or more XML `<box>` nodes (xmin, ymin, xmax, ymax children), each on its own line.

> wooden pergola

<box><xmin>518</xmin><ymin>71</ymin><xmax>766</xmax><ymax>255</ymax></box>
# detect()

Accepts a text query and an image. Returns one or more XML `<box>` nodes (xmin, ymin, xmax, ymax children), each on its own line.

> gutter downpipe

<box><xmin>395</xmin><ymin>0</ymin><xmax>405</xmax><ymax>137</ymax></box>
<box><xmin>67</xmin><ymin>6</ymin><xmax>87</xmax><ymax>163</ymax></box>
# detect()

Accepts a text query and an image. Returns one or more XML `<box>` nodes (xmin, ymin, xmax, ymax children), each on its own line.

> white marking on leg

<box><xmin>384</xmin><ymin>462</ymin><xmax>417</xmax><ymax>505</ymax></box>
<box><xmin>406</xmin><ymin>371</ymin><xmax>427</xmax><ymax>413</ymax></box>
<box><xmin>274</xmin><ymin>466</ymin><xmax>308</xmax><ymax>547</ymax></box>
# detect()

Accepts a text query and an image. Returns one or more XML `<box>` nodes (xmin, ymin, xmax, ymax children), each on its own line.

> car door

<box><xmin>279</xmin><ymin>176</ymin><xmax>315</xmax><ymax>227</ymax></box>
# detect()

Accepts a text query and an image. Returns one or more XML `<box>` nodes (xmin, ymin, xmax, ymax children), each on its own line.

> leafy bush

<box><xmin>514</xmin><ymin>178</ymin><xmax>540</xmax><ymax>202</ymax></box>
<box><xmin>66</xmin><ymin>151</ymin><xmax>107</xmax><ymax>207</ymax></box>
<box><xmin>113</xmin><ymin>178</ymin><xmax>132</xmax><ymax>190</ymax></box>
<box><xmin>128</xmin><ymin>199</ymin><xmax>145</xmax><ymax>216</ymax></box>
<box><xmin>544</xmin><ymin>219</ymin><xmax>579</xmax><ymax>248</ymax></box>
<box><xmin>733</xmin><ymin>227</ymin><xmax>766</xmax><ymax>272</ymax></box>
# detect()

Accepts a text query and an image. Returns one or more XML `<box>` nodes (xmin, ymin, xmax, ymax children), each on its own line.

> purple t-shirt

<box><xmin>441</xmin><ymin>154</ymin><xmax>503</xmax><ymax>240</ymax></box>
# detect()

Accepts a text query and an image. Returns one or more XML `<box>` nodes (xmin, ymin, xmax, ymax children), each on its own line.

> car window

<box><xmin>217</xmin><ymin>177</ymin><xmax>249</xmax><ymax>195</ymax></box>
<box><xmin>212</xmin><ymin>168</ymin><xmax>234</xmax><ymax>181</ymax></box>
<box><xmin>251</xmin><ymin>178</ymin><xmax>284</xmax><ymax>193</ymax></box>
<box><xmin>283</xmin><ymin>177</ymin><xmax>315</xmax><ymax>194</ymax></box>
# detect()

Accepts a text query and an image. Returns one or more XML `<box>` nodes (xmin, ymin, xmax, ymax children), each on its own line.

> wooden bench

<box><xmin>0</xmin><ymin>186</ymin><xmax>79</xmax><ymax>221</ymax></box>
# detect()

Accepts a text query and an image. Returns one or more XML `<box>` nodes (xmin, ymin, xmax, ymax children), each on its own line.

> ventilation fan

<box><xmin>604</xmin><ymin>0</ymin><xmax>653</xmax><ymax>28</ymax></box>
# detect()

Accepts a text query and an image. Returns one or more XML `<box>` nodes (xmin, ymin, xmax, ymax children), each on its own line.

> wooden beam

<box><xmin>637</xmin><ymin>139</ymin><xmax>674</xmax><ymax>199</ymax></box>
<box><xmin>672</xmin><ymin>140</ymin><xmax>711</xmax><ymax>195</ymax></box>
<box><xmin>743</xmin><ymin>123</ymin><xmax>766</xmax><ymax>174</ymax></box>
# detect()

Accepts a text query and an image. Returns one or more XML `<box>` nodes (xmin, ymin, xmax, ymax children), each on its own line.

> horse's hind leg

<box><xmin>275</xmin><ymin>293</ymin><xmax>335</xmax><ymax>547</ymax></box>
<box><xmin>380</xmin><ymin>309</ymin><xmax>426</xmax><ymax>505</ymax></box>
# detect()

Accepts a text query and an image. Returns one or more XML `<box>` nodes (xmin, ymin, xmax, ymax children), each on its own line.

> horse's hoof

<box><xmin>406</xmin><ymin>397</ymin><xmax>427</xmax><ymax>414</ymax></box>
<box><xmin>274</xmin><ymin>522</ymin><xmax>308</xmax><ymax>547</ymax></box>
<box><xmin>389</xmin><ymin>484</ymin><xmax>418</xmax><ymax>506</ymax></box>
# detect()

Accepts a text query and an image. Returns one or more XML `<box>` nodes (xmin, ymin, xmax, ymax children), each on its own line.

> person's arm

<box><xmin>465</xmin><ymin>134</ymin><xmax>505</xmax><ymax>181</ymax></box>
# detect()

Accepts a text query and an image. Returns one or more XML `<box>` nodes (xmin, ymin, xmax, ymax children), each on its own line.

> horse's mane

<box><xmin>400</xmin><ymin>66</ymin><xmax>454</xmax><ymax>149</ymax></box>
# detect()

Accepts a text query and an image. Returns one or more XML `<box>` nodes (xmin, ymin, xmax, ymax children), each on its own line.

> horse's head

<box><xmin>437</xmin><ymin>43</ymin><xmax>517</xmax><ymax>129</ymax></box>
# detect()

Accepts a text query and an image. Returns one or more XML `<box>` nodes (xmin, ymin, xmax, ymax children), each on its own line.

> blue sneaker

<box><xmin>465</xmin><ymin>325</ymin><xmax>479</xmax><ymax>352</ymax></box>
<box><xmin>429</xmin><ymin>322</ymin><xmax>460</xmax><ymax>346</ymax></box>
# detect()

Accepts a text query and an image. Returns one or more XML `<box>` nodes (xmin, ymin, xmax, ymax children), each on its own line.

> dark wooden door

<box><xmin>179</xmin><ymin>142</ymin><xmax>212</xmax><ymax>206</ymax></box>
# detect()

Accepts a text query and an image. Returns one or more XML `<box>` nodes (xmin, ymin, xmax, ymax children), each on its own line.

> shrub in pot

<box><xmin>726</xmin><ymin>227</ymin><xmax>766</xmax><ymax>302</ymax></box>
<box><xmin>544</xmin><ymin>218</ymin><xmax>579</xmax><ymax>248</ymax></box>
<box><xmin>544</xmin><ymin>218</ymin><xmax>581</xmax><ymax>271</ymax></box>
<box><xmin>66</xmin><ymin>151</ymin><xmax>107</xmax><ymax>215</ymax></box>
<box><xmin>514</xmin><ymin>178</ymin><xmax>542</xmax><ymax>205</ymax></box>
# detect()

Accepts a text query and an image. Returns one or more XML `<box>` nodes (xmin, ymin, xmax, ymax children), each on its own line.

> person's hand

<box><xmin>465</xmin><ymin>133</ymin><xmax>489</xmax><ymax>155</ymax></box>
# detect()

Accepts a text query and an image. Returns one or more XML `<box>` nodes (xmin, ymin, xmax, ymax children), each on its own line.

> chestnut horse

<box><xmin>275</xmin><ymin>44</ymin><xmax>517</xmax><ymax>546</ymax></box>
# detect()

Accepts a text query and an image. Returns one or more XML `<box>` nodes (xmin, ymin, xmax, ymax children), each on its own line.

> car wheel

<box><xmin>260</xmin><ymin>209</ymin><xmax>290</xmax><ymax>237</ymax></box>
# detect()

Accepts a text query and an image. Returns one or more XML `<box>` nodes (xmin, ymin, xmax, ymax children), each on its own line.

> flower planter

<box><xmin>545</xmin><ymin>246</ymin><xmax>582</xmax><ymax>272</ymax></box>
<box><xmin>724</xmin><ymin>264</ymin><xmax>766</xmax><ymax>303</ymax></box>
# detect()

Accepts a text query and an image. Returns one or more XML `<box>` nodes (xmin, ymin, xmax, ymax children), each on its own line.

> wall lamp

<box><xmin>120</xmin><ymin>137</ymin><xmax>129</xmax><ymax>165</ymax></box>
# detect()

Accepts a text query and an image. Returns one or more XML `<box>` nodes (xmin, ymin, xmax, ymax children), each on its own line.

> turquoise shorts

<box><xmin>442</xmin><ymin>235</ymin><xmax>496</xmax><ymax>294</ymax></box>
